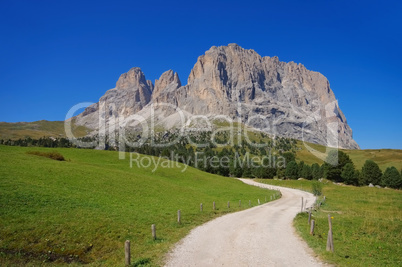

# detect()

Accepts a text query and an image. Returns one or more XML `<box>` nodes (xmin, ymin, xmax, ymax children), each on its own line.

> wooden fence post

<box><xmin>308</xmin><ymin>209</ymin><xmax>312</xmax><ymax>225</ymax></box>
<box><xmin>151</xmin><ymin>224</ymin><xmax>156</xmax><ymax>240</ymax></box>
<box><xmin>310</xmin><ymin>220</ymin><xmax>315</xmax><ymax>235</ymax></box>
<box><xmin>301</xmin><ymin>197</ymin><xmax>304</xmax><ymax>212</ymax></box>
<box><xmin>258</xmin><ymin>199</ymin><xmax>260</xmax><ymax>205</ymax></box>
<box><xmin>125</xmin><ymin>240</ymin><xmax>131</xmax><ymax>266</ymax></box>
<box><xmin>326</xmin><ymin>214</ymin><xmax>334</xmax><ymax>252</ymax></box>
<box><xmin>227</xmin><ymin>201</ymin><xmax>230</xmax><ymax>208</ymax></box>
<box><xmin>213</xmin><ymin>201</ymin><xmax>216</xmax><ymax>210</ymax></box>
<box><xmin>177</xmin><ymin>210</ymin><xmax>181</xmax><ymax>224</ymax></box>
<box><xmin>200</xmin><ymin>203</ymin><xmax>203</xmax><ymax>211</ymax></box>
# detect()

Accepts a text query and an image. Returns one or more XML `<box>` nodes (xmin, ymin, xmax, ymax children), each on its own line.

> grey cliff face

<box><xmin>152</xmin><ymin>70</ymin><xmax>181</xmax><ymax>105</ymax></box>
<box><xmin>75</xmin><ymin>67</ymin><xmax>153</xmax><ymax>128</ymax></box>
<box><xmin>74</xmin><ymin>44</ymin><xmax>359</xmax><ymax>149</ymax></box>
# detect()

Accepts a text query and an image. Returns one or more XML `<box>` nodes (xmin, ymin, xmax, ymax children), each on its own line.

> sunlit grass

<box><xmin>0</xmin><ymin>145</ymin><xmax>275</xmax><ymax>266</ymax></box>
<box><xmin>257</xmin><ymin>179</ymin><xmax>402</xmax><ymax>266</ymax></box>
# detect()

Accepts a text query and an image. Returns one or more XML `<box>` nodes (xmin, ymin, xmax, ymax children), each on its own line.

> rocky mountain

<box><xmin>74</xmin><ymin>44</ymin><xmax>359</xmax><ymax>149</ymax></box>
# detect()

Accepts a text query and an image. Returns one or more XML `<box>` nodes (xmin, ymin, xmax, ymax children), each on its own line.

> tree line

<box><xmin>0</xmin><ymin>133</ymin><xmax>296</xmax><ymax>178</ymax></box>
<box><xmin>283</xmin><ymin>150</ymin><xmax>402</xmax><ymax>189</ymax></box>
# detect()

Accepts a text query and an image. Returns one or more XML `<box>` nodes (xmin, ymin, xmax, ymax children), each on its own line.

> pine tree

<box><xmin>341</xmin><ymin>163</ymin><xmax>357</xmax><ymax>185</ymax></box>
<box><xmin>242</xmin><ymin>166</ymin><xmax>252</xmax><ymax>178</ymax></box>
<box><xmin>263</xmin><ymin>167</ymin><xmax>277</xmax><ymax>179</ymax></box>
<box><xmin>298</xmin><ymin>161</ymin><xmax>305</xmax><ymax>178</ymax></box>
<box><xmin>354</xmin><ymin>170</ymin><xmax>363</xmax><ymax>186</ymax></box>
<box><xmin>311</xmin><ymin>163</ymin><xmax>322</xmax><ymax>180</ymax></box>
<box><xmin>282</xmin><ymin>152</ymin><xmax>296</xmax><ymax>165</ymax></box>
<box><xmin>325</xmin><ymin>150</ymin><xmax>353</xmax><ymax>182</ymax></box>
<box><xmin>326</xmin><ymin>150</ymin><xmax>352</xmax><ymax>169</ymax></box>
<box><xmin>361</xmin><ymin>160</ymin><xmax>382</xmax><ymax>185</ymax></box>
<box><xmin>285</xmin><ymin>161</ymin><xmax>299</xmax><ymax>180</ymax></box>
<box><xmin>229</xmin><ymin>159</ymin><xmax>243</xmax><ymax>178</ymax></box>
<box><xmin>381</xmin><ymin>167</ymin><xmax>402</xmax><ymax>189</ymax></box>
<box><xmin>301</xmin><ymin>164</ymin><xmax>312</xmax><ymax>180</ymax></box>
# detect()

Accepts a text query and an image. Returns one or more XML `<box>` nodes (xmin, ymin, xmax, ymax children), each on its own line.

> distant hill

<box><xmin>296</xmin><ymin>140</ymin><xmax>402</xmax><ymax>171</ymax></box>
<box><xmin>0</xmin><ymin>120</ymin><xmax>88</xmax><ymax>140</ymax></box>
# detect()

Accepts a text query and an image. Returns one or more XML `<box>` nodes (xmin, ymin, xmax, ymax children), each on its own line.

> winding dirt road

<box><xmin>165</xmin><ymin>179</ymin><xmax>326</xmax><ymax>266</ymax></box>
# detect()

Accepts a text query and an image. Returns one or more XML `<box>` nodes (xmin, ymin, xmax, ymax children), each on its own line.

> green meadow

<box><xmin>0</xmin><ymin>145</ymin><xmax>274</xmax><ymax>266</ymax></box>
<box><xmin>256</xmin><ymin>179</ymin><xmax>402</xmax><ymax>266</ymax></box>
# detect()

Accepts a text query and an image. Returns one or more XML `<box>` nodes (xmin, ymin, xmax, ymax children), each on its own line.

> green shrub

<box><xmin>27</xmin><ymin>151</ymin><xmax>65</xmax><ymax>161</ymax></box>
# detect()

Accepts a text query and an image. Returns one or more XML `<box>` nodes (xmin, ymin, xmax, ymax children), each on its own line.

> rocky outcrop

<box><xmin>152</xmin><ymin>70</ymin><xmax>181</xmax><ymax>104</ymax></box>
<box><xmin>74</xmin><ymin>44</ymin><xmax>359</xmax><ymax>149</ymax></box>
<box><xmin>74</xmin><ymin>67</ymin><xmax>153</xmax><ymax>129</ymax></box>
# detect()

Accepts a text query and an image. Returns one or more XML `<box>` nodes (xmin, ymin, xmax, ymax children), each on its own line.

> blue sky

<box><xmin>0</xmin><ymin>0</ymin><xmax>401</xmax><ymax>149</ymax></box>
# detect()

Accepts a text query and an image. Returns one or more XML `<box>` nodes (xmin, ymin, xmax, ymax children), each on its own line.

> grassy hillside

<box><xmin>0</xmin><ymin>145</ymin><xmax>274</xmax><ymax>266</ymax></box>
<box><xmin>0</xmin><ymin>120</ymin><xmax>88</xmax><ymax>140</ymax></box>
<box><xmin>343</xmin><ymin>148</ymin><xmax>402</xmax><ymax>171</ymax></box>
<box><xmin>296</xmin><ymin>141</ymin><xmax>402</xmax><ymax>171</ymax></box>
<box><xmin>256</xmin><ymin>179</ymin><xmax>402</xmax><ymax>266</ymax></box>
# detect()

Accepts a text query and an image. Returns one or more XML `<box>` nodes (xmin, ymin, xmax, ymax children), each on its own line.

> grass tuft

<box><xmin>312</xmin><ymin>181</ymin><xmax>323</xmax><ymax>196</ymax></box>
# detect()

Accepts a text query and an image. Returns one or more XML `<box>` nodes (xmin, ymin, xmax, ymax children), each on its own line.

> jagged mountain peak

<box><xmin>74</xmin><ymin>44</ymin><xmax>359</xmax><ymax>149</ymax></box>
<box><xmin>154</xmin><ymin>70</ymin><xmax>181</xmax><ymax>92</ymax></box>
<box><xmin>115</xmin><ymin>67</ymin><xmax>151</xmax><ymax>90</ymax></box>
<box><xmin>152</xmin><ymin>70</ymin><xmax>182</xmax><ymax>103</ymax></box>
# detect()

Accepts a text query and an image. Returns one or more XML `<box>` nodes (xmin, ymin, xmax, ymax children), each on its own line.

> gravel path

<box><xmin>164</xmin><ymin>179</ymin><xmax>326</xmax><ymax>266</ymax></box>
